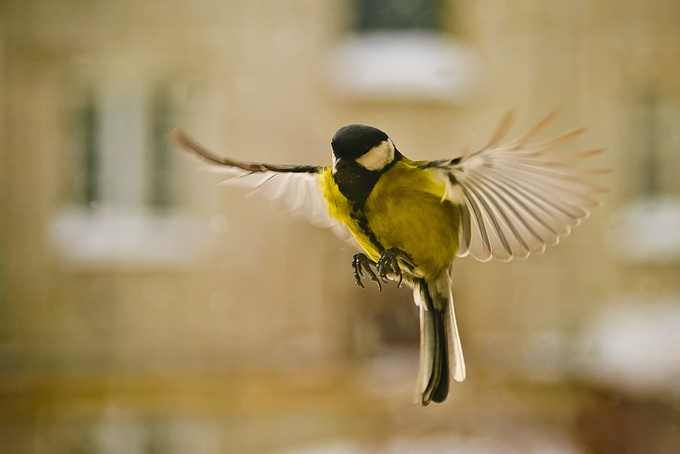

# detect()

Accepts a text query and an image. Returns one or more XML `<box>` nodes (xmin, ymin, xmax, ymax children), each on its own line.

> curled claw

<box><xmin>352</xmin><ymin>253</ymin><xmax>382</xmax><ymax>291</ymax></box>
<box><xmin>377</xmin><ymin>248</ymin><xmax>414</xmax><ymax>288</ymax></box>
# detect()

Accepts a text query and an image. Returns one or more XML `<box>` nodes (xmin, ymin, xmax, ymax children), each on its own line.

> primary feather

<box><xmin>436</xmin><ymin>110</ymin><xmax>609</xmax><ymax>262</ymax></box>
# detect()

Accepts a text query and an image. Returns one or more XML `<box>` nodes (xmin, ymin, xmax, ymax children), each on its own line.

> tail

<box><xmin>413</xmin><ymin>271</ymin><xmax>466</xmax><ymax>405</ymax></box>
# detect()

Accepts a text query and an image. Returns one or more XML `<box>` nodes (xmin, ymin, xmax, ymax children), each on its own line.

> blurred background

<box><xmin>1</xmin><ymin>0</ymin><xmax>680</xmax><ymax>453</ymax></box>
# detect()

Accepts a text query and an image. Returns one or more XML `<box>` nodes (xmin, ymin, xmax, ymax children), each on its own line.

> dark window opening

<box><xmin>354</xmin><ymin>0</ymin><xmax>442</xmax><ymax>32</ymax></box>
<box><xmin>74</xmin><ymin>94</ymin><xmax>101</xmax><ymax>207</ymax></box>
<box><xmin>148</xmin><ymin>88</ymin><xmax>175</xmax><ymax>210</ymax></box>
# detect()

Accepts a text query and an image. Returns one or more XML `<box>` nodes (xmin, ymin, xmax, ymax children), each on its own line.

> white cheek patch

<box><xmin>356</xmin><ymin>140</ymin><xmax>395</xmax><ymax>171</ymax></box>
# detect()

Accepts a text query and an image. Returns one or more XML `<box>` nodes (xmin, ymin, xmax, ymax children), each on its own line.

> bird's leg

<box><xmin>377</xmin><ymin>248</ymin><xmax>415</xmax><ymax>288</ymax></box>
<box><xmin>352</xmin><ymin>253</ymin><xmax>382</xmax><ymax>291</ymax></box>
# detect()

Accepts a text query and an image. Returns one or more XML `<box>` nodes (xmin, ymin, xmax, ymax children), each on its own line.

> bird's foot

<box><xmin>352</xmin><ymin>253</ymin><xmax>382</xmax><ymax>291</ymax></box>
<box><xmin>377</xmin><ymin>248</ymin><xmax>415</xmax><ymax>288</ymax></box>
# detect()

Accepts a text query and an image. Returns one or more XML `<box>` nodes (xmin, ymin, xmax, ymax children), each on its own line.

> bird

<box><xmin>172</xmin><ymin>111</ymin><xmax>608</xmax><ymax>406</ymax></box>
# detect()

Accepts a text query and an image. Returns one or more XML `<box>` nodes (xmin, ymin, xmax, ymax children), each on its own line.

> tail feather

<box><xmin>444</xmin><ymin>278</ymin><xmax>466</xmax><ymax>384</ymax></box>
<box><xmin>413</xmin><ymin>272</ymin><xmax>466</xmax><ymax>406</ymax></box>
<box><xmin>414</xmin><ymin>294</ymin><xmax>434</xmax><ymax>399</ymax></box>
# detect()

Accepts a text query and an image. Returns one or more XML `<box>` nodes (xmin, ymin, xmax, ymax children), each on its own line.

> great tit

<box><xmin>173</xmin><ymin>111</ymin><xmax>607</xmax><ymax>406</ymax></box>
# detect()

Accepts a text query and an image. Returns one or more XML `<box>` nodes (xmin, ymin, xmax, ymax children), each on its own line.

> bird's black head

<box><xmin>330</xmin><ymin>124</ymin><xmax>402</xmax><ymax>205</ymax></box>
<box><xmin>331</xmin><ymin>124</ymin><xmax>401</xmax><ymax>175</ymax></box>
<box><xmin>331</xmin><ymin>124</ymin><xmax>389</xmax><ymax>161</ymax></box>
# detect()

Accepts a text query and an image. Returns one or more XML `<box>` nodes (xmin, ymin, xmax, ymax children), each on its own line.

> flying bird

<box><xmin>173</xmin><ymin>111</ymin><xmax>608</xmax><ymax>406</ymax></box>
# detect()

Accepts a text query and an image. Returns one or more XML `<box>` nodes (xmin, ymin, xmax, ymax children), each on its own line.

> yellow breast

<box><xmin>321</xmin><ymin>160</ymin><xmax>461</xmax><ymax>279</ymax></box>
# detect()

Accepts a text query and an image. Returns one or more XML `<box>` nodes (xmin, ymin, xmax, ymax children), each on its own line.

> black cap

<box><xmin>331</xmin><ymin>124</ymin><xmax>389</xmax><ymax>161</ymax></box>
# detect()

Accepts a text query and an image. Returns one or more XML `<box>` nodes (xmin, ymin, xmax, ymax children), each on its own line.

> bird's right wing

<box><xmin>434</xmin><ymin>111</ymin><xmax>610</xmax><ymax>262</ymax></box>
<box><xmin>173</xmin><ymin>129</ymin><xmax>359</xmax><ymax>248</ymax></box>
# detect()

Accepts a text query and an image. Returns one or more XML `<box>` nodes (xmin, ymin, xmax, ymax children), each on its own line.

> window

<box><xmin>72</xmin><ymin>80</ymin><xmax>171</xmax><ymax>211</ymax></box>
<box><xmin>51</xmin><ymin>77</ymin><xmax>204</xmax><ymax>269</ymax></box>
<box><xmin>329</xmin><ymin>0</ymin><xmax>479</xmax><ymax>102</ymax></box>
<box><xmin>612</xmin><ymin>91</ymin><xmax>680</xmax><ymax>262</ymax></box>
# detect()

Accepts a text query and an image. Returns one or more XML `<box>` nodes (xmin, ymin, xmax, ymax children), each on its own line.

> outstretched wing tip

<box><xmin>168</xmin><ymin>126</ymin><xmax>184</xmax><ymax>145</ymax></box>
<box><xmin>483</xmin><ymin>109</ymin><xmax>517</xmax><ymax>150</ymax></box>
<box><xmin>175</xmin><ymin>128</ymin><xmax>357</xmax><ymax>247</ymax></box>
<box><xmin>448</xmin><ymin>111</ymin><xmax>607</xmax><ymax>264</ymax></box>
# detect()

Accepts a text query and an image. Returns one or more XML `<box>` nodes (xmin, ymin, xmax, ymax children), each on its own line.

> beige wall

<box><xmin>1</xmin><ymin>0</ymin><xmax>680</xmax><ymax>452</ymax></box>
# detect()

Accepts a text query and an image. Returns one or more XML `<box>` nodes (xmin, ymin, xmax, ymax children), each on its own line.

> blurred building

<box><xmin>0</xmin><ymin>0</ymin><xmax>679</xmax><ymax>453</ymax></box>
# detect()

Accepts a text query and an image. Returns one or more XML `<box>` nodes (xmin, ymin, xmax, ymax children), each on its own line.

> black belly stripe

<box><xmin>351</xmin><ymin>211</ymin><xmax>384</xmax><ymax>253</ymax></box>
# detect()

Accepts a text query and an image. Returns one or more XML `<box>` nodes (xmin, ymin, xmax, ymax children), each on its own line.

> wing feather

<box><xmin>481</xmin><ymin>109</ymin><xmax>515</xmax><ymax>150</ymax></box>
<box><xmin>456</xmin><ymin>204</ymin><xmax>472</xmax><ymax>257</ymax></box>
<box><xmin>465</xmin><ymin>175</ymin><xmax>530</xmax><ymax>260</ymax></box>
<box><xmin>173</xmin><ymin>128</ymin><xmax>359</xmax><ymax>249</ymax></box>
<box><xmin>440</xmin><ymin>113</ymin><xmax>608</xmax><ymax>262</ymax></box>
<box><xmin>504</xmin><ymin>110</ymin><xmax>559</xmax><ymax>148</ymax></box>
<box><xmin>469</xmin><ymin>173</ymin><xmax>551</xmax><ymax>255</ymax></box>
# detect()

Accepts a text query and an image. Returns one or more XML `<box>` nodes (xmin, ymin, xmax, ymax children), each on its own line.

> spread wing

<box><xmin>173</xmin><ymin>128</ymin><xmax>360</xmax><ymax>248</ymax></box>
<box><xmin>435</xmin><ymin>111</ymin><xmax>610</xmax><ymax>262</ymax></box>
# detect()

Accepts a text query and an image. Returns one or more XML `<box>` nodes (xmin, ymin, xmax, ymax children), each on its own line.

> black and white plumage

<box><xmin>173</xmin><ymin>111</ymin><xmax>608</xmax><ymax>405</ymax></box>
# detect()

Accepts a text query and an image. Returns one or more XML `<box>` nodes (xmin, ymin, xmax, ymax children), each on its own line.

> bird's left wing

<box><xmin>433</xmin><ymin>111</ymin><xmax>610</xmax><ymax>262</ymax></box>
<box><xmin>173</xmin><ymin>128</ymin><xmax>359</xmax><ymax>248</ymax></box>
